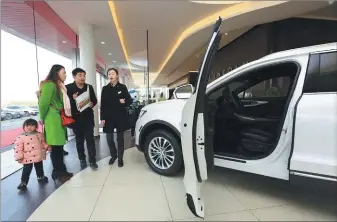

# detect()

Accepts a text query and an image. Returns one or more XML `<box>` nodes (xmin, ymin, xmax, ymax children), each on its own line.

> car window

<box><xmin>242</xmin><ymin>76</ymin><xmax>291</xmax><ymax>98</ymax></box>
<box><xmin>303</xmin><ymin>52</ymin><xmax>337</xmax><ymax>93</ymax></box>
<box><xmin>318</xmin><ymin>52</ymin><xmax>337</xmax><ymax>93</ymax></box>
<box><xmin>303</xmin><ymin>54</ymin><xmax>319</xmax><ymax>93</ymax></box>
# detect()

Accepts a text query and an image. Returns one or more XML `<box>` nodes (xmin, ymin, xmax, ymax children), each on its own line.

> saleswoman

<box><xmin>100</xmin><ymin>68</ymin><xmax>132</xmax><ymax>167</ymax></box>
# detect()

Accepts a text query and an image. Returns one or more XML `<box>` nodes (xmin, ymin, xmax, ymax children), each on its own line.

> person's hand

<box><xmin>119</xmin><ymin>99</ymin><xmax>125</xmax><ymax>104</ymax></box>
<box><xmin>36</xmin><ymin>90</ymin><xmax>41</xmax><ymax>99</ymax></box>
<box><xmin>38</xmin><ymin>120</ymin><xmax>44</xmax><ymax>125</ymax></box>
<box><xmin>89</xmin><ymin>102</ymin><xmax>93</xmax><ymax>108</ymax></box>
<box><xmin>73</xmin><ymin>92</ymin><xmax>79</xmax><ymax>99</ymax></box>
<box><xmin>101</xmin><ymin>120</ymin><xmax>105</xmax><ymax>126</ymax></box>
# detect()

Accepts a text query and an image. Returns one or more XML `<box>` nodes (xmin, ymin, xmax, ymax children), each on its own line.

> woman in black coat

<box><xmin>100</xmin><ymin>68</ymin><xmax>132</xmax><ymax>167</ymax></box>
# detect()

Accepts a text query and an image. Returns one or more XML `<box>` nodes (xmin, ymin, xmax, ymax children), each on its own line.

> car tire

<box><xmin>144</xmin><ymin>129</ymin><xmax>183</xmax><ymax>176</ymax></box>
<box><xmin>5</xmin><ymin>113</ymin><xmax>12</xmax><ymax>120</ymax></box>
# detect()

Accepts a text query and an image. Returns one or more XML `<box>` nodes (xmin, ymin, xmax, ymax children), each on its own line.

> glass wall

<box><xmin>0</xmin><ymin>1</ymin><xmax>79</xmax><ymax>158</ymax></box>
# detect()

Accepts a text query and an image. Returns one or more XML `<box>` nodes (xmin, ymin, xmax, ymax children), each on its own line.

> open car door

<box><xmin>181</xmin><ymin>18</ymin><xmax>222</xmax><ymax>218</ymax></box>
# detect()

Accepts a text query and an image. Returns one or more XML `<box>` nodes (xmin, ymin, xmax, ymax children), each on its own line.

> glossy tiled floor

<box><xmin>28</xmin><ymin>148</ymin><xmax>337</xmax><ymax>221</ymax></box>
<box><xmin>1</xmin><ymin>149</ymin><xmax>23</xmax><ymax>179</ymax></box>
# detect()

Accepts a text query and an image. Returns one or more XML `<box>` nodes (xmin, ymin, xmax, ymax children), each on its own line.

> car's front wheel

<box><xmin>144</xmin><ymin>129</ymin><xmax>183</xmax><ymax>176</ymax></box>
<box><xmin>5</xmin><ymin>113</ymin><xmax>13</xmax><ymax>120</ymax></box>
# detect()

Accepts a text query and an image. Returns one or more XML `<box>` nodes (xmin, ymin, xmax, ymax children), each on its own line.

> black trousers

<box><xmin>50</xmin><ymin>145</ymin><xmax>67</xmax><ymax>173</ymax></box>
<box><xmin>74</xmin><ymin>123</ymin><xmax>96</xmax><ymax>163</ymax></box>
<box><xmin>21</xmin><ymin>161</ymin><xmax>44</xmax><ymax>182</ymax></box>
<box><xmin>106</xmin><ymin>132</ymin><xmax>124</xmax><ymax>160</ymax></box>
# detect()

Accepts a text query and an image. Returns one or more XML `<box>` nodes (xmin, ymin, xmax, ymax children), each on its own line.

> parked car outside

<box><xmin>4</xmin><ymin>105</ymin><xmax>37</xmax><ymax>116</ymax></box>
<box><xmin>1</xmin><ymin>109</ymin><xmax>21</xmax><ymax>120</ymax></box>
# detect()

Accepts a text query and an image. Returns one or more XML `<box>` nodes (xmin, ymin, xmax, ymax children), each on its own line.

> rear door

<box><xmin>180</xmin><ymin>18</ymin><xmax>222</xmax><ymax>218</ymax></box>
<box><xmin>290</xmin><ymin>51</ymin><xmax>337</xmax><ymax>181</ymax></box>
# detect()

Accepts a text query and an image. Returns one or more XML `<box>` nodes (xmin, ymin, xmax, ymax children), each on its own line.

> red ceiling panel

<box><xmin>1</xmin><ymin>1</ymin><xmax>77</xmax><ymax>58</ymax></box>
<box><xmin>1</xmin><ymin>0</ymin><xmax>106</xmax><ymax>66</ymax></box>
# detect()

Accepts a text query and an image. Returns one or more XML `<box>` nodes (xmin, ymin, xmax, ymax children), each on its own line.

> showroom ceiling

<box><xmin>46</xmin><ymin>0</ymin><xmax>332</xmax><ymax>86</ymax></box>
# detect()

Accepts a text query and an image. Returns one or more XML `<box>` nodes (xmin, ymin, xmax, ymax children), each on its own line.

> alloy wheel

<box><xmin>148</xmin><ymin>137</ymin><xmax>175</xmax><ymax>170</ymax></box>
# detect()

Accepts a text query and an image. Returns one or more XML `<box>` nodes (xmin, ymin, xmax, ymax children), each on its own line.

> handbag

<box><xmin>50</xmin><ymin>104</ymin><xmax>76</xmax><ymax>128</ymax></box>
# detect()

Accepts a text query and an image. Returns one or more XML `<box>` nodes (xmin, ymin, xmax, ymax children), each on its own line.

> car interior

<box><xmin>206</xmin><ymin>62</ymin><xmax>300</xmax><ymax>159</ymax></box>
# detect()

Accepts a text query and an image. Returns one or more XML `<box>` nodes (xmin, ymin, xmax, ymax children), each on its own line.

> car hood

<box><xmin>143</xmin><ymin>99</ymin><xmax>187</xmax><ymax>110</ymax></box>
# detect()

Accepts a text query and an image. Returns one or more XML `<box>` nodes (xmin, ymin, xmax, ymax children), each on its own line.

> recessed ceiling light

<box><xmin>62</xmin><ymin>40</ymin><xmax>67</xmax><ymax>43</ymax></box>
<box><xmin>101</xmin><ymin>41</ymin><xmax>105</xmax><ymax>44</ymax></box>
<box><xmin>225</xmin><ymin>32</ymin><xmax>228</xmax><ymax>35</ymax></box>
<box><xmin>108</xmin><ymin>53</ymin><xmax>112</xmax><ymax>55</ymax></box>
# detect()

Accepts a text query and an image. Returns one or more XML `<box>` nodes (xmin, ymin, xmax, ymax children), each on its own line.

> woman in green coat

<box><xmin>39</xmin><ymin>64</ymin><xmax>73</xmax><ymax>183</ymax></box>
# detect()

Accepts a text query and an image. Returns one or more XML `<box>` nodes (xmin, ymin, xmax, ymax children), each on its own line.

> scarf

<box><xmin>59</xmin><ymin>82</ymin><xmax>72</xmax><ymax>117</ymax></box>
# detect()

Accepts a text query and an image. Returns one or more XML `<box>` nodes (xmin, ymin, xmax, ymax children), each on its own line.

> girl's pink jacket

<box><xmin>14</xmin><ymin>132</ymin><xmax>50</xmax><ymax>164</ymax></box>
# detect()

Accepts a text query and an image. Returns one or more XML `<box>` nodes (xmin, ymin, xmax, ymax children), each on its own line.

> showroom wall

<box><xmin>168</xmin><ymin>17</ymin><xmax>337</xmax><ymax>87</ymax></box>
<box><xmin>209</xmin><ymin>18</ymin><xmax>337</xmax><ymax>82</ymax></box>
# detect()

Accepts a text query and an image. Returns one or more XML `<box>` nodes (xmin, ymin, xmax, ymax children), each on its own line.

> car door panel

<box><xmin>181</xmin><ymin>18</ymin><xmax>222</xmax><ymax>218</ymax></box>
<box><xmin>239</xmin><ymin>97</ymin><xmax>287</xmax><ymax>118</ymax></box>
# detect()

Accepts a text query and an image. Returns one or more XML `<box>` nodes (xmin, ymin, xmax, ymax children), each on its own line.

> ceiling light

<box><xmin>113</xmin><ymin>61</ymin><xmax>116</xmax><ymax>63</ymax></box>
<box><xmin>108</xmin><ymin>53</ymin><xmax>112</xmax><ymax>55</ymax></box>
<box><xmin>101</xmin><ymin>41</ymin><xmax>105</xmax><ymax>44</ymax></box>
<box><xmin>62</xmin><ymin>40</ymin><xmax>67</xmax><ymax>43</ymax></box>
<box><xmin>190</xmin><ymin>1</ymin><xmax>244</xmax><ymax>4</ymax></box>
<box><xmin>225</xmin><ymin>32</ymin><xmax>228</xmax><ymax>35</ymax></box>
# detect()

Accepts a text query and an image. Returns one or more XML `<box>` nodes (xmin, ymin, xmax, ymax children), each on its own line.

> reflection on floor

<box><xmin>1</xmin><ymin>132</ymin><xmax>134</xmax><ymax>221</ymax></box>
<box><xmin>28</xmin><ymin>148</ymin><xmax>337</xmax><ymax>221</ymax></box>
<box><xmin>1</xmin><ymin>149</ymin><xmax>23</xmax><ymax>179</ymax></box>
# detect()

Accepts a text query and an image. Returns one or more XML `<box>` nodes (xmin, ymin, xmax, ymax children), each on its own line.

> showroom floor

<box><xmin>28</xmin><ymin>148</ymin><xmax>337</xmax><ymax>221</ymax></box>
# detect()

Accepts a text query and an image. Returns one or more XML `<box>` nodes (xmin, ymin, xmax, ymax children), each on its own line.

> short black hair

<box><xmin>23</xmin><ymin>118</ymin><xmax>38</xmax><ymax>129</ymax></box>
<box><xmin>107</xmin><ymin>68</ymin><xmax>119</xmax><ymax>76</ymax></box>
<box><xmin>72</xmin><ymin>68</ymin><xmax>86</xmax><ymax>77</ymax></box>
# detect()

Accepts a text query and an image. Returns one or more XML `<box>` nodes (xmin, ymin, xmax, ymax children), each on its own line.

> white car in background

<box><xmin>135</xmin><ymin>18</ymin><xmax>337</xmax><ymax>218</ymax></box>
<box><xmin>4</xmin><ymin>105</ymin><xmax>38</xmax><ymax>116</ymax></box>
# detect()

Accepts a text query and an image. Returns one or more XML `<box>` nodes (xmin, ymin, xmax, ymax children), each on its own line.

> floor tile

<box><xmin>27</xmin><ymin>186</ymin><xmax>102</xmax><ymax>221</ymax></box>
<box><xmin>105</xmin><ymin>149</ymin><xmax>162</xmax><ymax>186</ymax></box>
<box><xmin>178</xmin><ymin>210</ymin><xmax>259</xmax><ymax>221</ymax></box>
<box><xmin>217</xmin><ymin>171</ymin><xmax>292</xmax><ymax>210</ymax></box>
<box><xmin>90</xmin><ymin>183</ymin><xmax>172</xmax><ymax>221</ymax></box>
<box><xmin>63</xmin><ymin>157</ymin><xmax>112</xmax><ymax>188</ymax></box>
<box><xmin>162</xmin><ymin>177</ymin><xmax>246</xmax><ymax>220</ymax></box>
<box><xmin>252</xmin><ymin>204</ymin><xmax>337</xmax><ymax>221</ymax></box>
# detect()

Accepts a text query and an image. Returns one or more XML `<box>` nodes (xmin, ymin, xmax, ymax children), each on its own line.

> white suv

<box><xmin>135</xmin><ymin>18</ymin><xmax>337</xmax><ymax>218</ymax></box>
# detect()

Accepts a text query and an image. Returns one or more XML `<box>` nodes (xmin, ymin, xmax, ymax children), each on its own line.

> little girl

<box><xmin>14</xmin><ymin>118</ymin><xmax>50</xmax><ymax>190</ymax></box>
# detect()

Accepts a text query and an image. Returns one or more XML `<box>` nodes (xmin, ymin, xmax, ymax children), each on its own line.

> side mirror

<box><xmin>173</xmin><ymin>84</ymin><xmax>194</xmax><ymax>99</ymax></box>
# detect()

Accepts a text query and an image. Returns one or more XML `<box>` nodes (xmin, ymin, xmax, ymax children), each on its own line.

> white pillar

<box><xmin>71</xmin><ymin>48</ymin><xmax>80</xmax><ymax>69</ymax></box>
<box><xmin>78</xmin><ymin>23</ymin><xmax>99</xmax><ymax>137</ymax></box>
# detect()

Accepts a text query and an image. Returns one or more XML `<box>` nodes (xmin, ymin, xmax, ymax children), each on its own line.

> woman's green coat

<box><xmin>39</xmin><ymin>81</ymin><xmax>66</xmax><ymax>145</ymax></box>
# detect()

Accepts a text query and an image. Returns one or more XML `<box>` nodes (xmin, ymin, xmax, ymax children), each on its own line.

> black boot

<box><xmin>17</xmin><ymin>181</ymin><xmax>28</xmax><ymax>190</ymax></box>
<box><xmin>118</xmin><ymin>159</ymin><xmax>124</xmax><ymax>168</ymax></box>
<box><xmin>80</xmin><ymin>159</ymin><xmax>87</xmax><ymax>168</ymax></box>
<box><xmin>37</xmin><ymin>176</ymin><xmax>48</xmax><ymax>183</ymax></box>
<box><xmin>109</xmin><ymin>156</ymin><xmax>117</xmax><ymax>165</ymax></box>
<box><xmin>90</xmin><ymin>162</ymin><xmax>98</xmax><ymax>170</ymax></box>
<box><xmin>52</xmin><ymin>171</ymin><xmax>72</xmax><ymax>183</ymax></box>
<box><xmin>63</xmin><ymin>171</ymin><xmax>73</xmax><ymax>177</ymax></box>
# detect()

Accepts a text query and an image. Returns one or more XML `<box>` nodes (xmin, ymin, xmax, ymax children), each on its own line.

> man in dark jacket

<box><xmin>66</xmin><ymin>68</ymin><xmax>98</xmax><ymax>169</ymax></box>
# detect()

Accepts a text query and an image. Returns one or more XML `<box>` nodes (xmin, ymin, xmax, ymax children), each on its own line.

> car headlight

<box><xmin>138</xmin><ymin>109</ymin><xmax>147</xmax><ymax>119</ymax></box>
